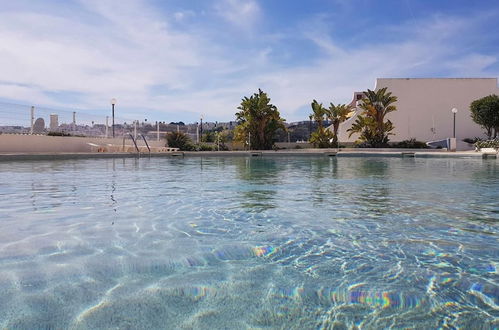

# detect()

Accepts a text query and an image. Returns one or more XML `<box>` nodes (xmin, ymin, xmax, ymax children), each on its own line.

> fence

<box><xmin>0</xmin><ymin>101</ymin><xmax>189</xmax><ymax>141</ymax></box>
<box><xmin>0</xmin><ymin>101</ymin><xmax>318</xmax><ymax>144</ymax></box>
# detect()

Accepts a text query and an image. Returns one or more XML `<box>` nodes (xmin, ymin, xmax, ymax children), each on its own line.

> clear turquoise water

<box><xmin>0</xmin><ymin>156</ymin><xmax>498</xmax><ymax>329</ymax></box>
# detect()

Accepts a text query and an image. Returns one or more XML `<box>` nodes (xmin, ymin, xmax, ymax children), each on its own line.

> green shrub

<box><xmin>310</xmin><ymin>128</ymin><xmax>334</xmax><ymax>148</ymax></box>
<box><xmin>166</xmin><ymin>131</ymin><xmax>195</xmax><ymax>151</ymax></box>
<box><xmin>475</xmin><ymin>138</ymin><xmax>499</xmax><ymax>149</ymax></box>
<box><xmin>392</xmin><ymin>138</ymin><xmax>429</xmax><ymax>149</ymax></box>
<box><xmin>354</xmin><ymin>141</ymin><xmax>371</xmax><ymax>148</ymax></box>
<box><xmin>47</xmin><ymin>131</ymin><xmax>72</xmax><ymax>136</ymax></box>
<box><xmin>222</xmin><ymin>144</ymin><xmax>230</xmax><ymax>151</ymax></box>
<box><xmin>197</xmin><ymin>144</ymin><xmax>214</xmax><ymax>151</ymax></box>
<box><xmin>207</xmin><ymin>143</ymin><xmax>230</xmax><ymax>151</ymax></box>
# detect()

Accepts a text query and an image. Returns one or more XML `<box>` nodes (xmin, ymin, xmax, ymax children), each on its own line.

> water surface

<box><xmin>0</xmin><ymin>156</ymin><xmax>497</xmax><ymax>329</ymax></box>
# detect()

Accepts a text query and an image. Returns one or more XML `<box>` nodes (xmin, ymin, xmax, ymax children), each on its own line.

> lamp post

<box><xmin>200</xmin><ymin>115</ymin><xmax>204</xmax><ymax>142</ymax></box>
<box><xmin>196</xmin><ymin>122</ymin><xmax>199</xmax><ymax>144</ymax></box>
<box><xmin>451</xmin><ymin>107</ymin><xmax>458</xmax><ymax>138</ymax></box>
<box><xmin>111</xmin><ymin>98</ymin><xmax>117</xmax><ymax>138</ymax></box>
<box><xmin>309</xmin><ymin>115</ymin><xmax>313</xmax><ymax>140</ymax></box>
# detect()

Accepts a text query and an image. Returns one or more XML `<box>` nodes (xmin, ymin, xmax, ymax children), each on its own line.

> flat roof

<box><xmin>377</xmin><ymin>77</ymin><xmax>497</xmax><ymax>80</ymax></box>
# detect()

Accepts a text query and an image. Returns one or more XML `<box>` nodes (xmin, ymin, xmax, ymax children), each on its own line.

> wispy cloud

<box><xmin>195</xmin><ymin>12</ymin><xmax>499</xmax><ymax>120</ymax></box>
<box><xmin>0</xmin><ymin>1</ymin><xmax>497</xmax><ymax>123</ymax></box>
<box><xmin>174</xmin><ymin>10</ymin><xmax>196</xmax><ymax>22</ymax></box>
<box><xmin>214</xmin><ymin>0</ymin><xmax>261</xmax><ymax>31</ymax></box>
<box><xmin>445</xmin><ymin>54</ymin><xmax>497</xmax><ymax>76</ymax></box>
<box><xmin>0</xmin><ymin>1</ymin><xmax>226</xmax><ymax>119</ymax></box>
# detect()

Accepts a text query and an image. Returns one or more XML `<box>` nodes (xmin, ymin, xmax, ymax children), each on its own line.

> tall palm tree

<box><xmin>235</xmin><ymin>89</ymin><xmax>285</xmax><ymax>150</ymax></box>
<box><xmin>348</xmin><ymin>115</ymin><xmax>375</xmax><ymax>144</ymax></box>
<box><xmin>327</xmin><ymin>103</ymin><xmax>353</xmax><ymax>147</ymax></box>
<box><xmin>309</xmin><ymin>100</ymin><xmax>333</xmax><ymax>148</ymax></box>
<box><xmin>348</xmin><ymin>87</ymin><xmax>397</xmax><ymax>147</ymax></box>
<box><xmin>311</xmin><ymin>100</ymin><xmax>326</xmax><ymax>128</ymax></box>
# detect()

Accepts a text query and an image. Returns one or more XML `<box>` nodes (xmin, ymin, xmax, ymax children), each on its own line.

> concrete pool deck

<box><xmin>0</xmin><ymin>149</ymin><xmax>492</xmax><ymax>161</ymax></box>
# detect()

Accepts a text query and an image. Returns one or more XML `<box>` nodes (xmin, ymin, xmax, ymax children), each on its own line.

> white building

<box><xmin>49</xmin><ymin>114</ymin><xmax>59</xmax><ymax>132</ymax></box>
<box><xmin>337</xmin><ymin>78</ymin><xmax>499</xmax><ymax>146</ymax></box>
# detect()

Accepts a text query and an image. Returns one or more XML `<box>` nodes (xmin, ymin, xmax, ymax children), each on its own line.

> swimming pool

<box><xmin>0</xmin><ymin>156</ymin><xmax>497</xmax><ymax>329</ymax></box>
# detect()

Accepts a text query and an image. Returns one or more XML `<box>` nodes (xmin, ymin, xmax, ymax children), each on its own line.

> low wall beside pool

<box><xmin>0</xmin><ymin>134</ymin><xmax>165</xmax><ymax>153</ymax></box>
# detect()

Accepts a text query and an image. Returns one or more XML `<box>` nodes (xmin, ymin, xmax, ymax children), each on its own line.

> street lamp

<box><xmin>200</xmin><ymin>115</ymin><xmax>204</xmax><ymax>141</ymax></box>
<box><xmin>451</xmin><ymin>107</ymin><xmax>458</xmax><ymax>138</ymax></box>
<box><xmin>111</xmin><ymin>98</ymin><xmax>117</xmax><ymax>138</ymax></box>
<box><xmin>309</xmin><ymin>115</ymin><xmax>313</xmax><ymax>140</ymax></box>
<box><xmin>196</xmin><ymin>122</ymin><xmax>199</xmax><ymax>143</ymax></box>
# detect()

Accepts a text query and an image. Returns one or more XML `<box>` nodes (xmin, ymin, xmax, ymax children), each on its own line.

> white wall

<box><xmin>337</xmin><ymin>78</ymin><xmax>499</xmax><ymax>144</ymax></box>
<box><xmin>0</xmin><ymin>134</ymin><xmax>165</xmax><ymax>153</ymax></box>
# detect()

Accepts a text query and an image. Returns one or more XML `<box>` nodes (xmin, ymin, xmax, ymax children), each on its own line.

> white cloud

<box><xmin>0</xmin><ymin>2</ymin><xmax>497</xmax><ymax>123</ymax></box>
<box><xmin>214</xmin><ymin>0</ymin><xmax>261</xmax><ymax>31</ymax></box>
<box><xmin>0</xmin><ymin>83</ymin><xmax>53</xmax><ymax>106</ymax></box>
<box><xmin>227</xmin><ymin>13</ymin><xmax>499</xmax><ymax>120</ymax></box>
<box><xmin>174</xmin><ymin>10</ymin><xmax>195</xmax><ymax>22</ymax></box>
<box><xmin>445</xmin><ymin>54</ymin><xmax>497</xmax><ymax>76</ymax></box>
<box><xmin>0</xmin><ymin>1</ymin><xmax>228</xmax><ymax>119</ymax></box>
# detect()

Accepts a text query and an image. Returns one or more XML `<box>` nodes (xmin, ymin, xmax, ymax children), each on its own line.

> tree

<box><xmin>347</xmin><ymin>87</ymin><xmax>397</xmax><ymax>147</ymax></box>
<box><xmin>165</xmin><ymin>131</ymin><xmax>194</xmax><ymax>150</ymax></box>
<box><xmin>309</xmin><ymin>100</ymin><xmax>334</xmax><ymax>148</ymax></box>
<box><xmin>214</xmin><ymin>130</ymin><xmax>230</xmax><ymax>151</ymax></box>
<box><xmin>201</xmin><ymin>131</ymin><xmax>216</xmax><ymax>143</ymax></box>
<box><xmin>326</xmin><ymin>103</ymin><xmax>353</xmax><ymax>147</ymax></box>
<box><xmin>234</xmin><ymin>89</ymin><xmax>286</xmax><ymax>150</ymax></box>
<box><xmin>470</xmin><ymin>94</ymin><xmax>499</xmax><ymax>139</ymax></box>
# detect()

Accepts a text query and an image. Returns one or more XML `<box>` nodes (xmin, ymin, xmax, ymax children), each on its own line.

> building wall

<box><xmin>49</xmin><ymin>114</ymin><xmax>58</xmax><ymax>131</ymax></box>
<box><xmin>337</xmin><ymin>78</ymin><xmax>499</xmax><ymax>144</ymax></box>
<box><xmin>0</xmin><ymin>134</ymin><xmax>165</xmax><ymax>153</ymax></box>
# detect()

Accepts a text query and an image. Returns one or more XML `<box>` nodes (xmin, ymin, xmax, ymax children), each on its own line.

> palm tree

<box><xmin>348</xmin><ymin>115</ymin><xmax>375</xmax><ymax>145</ymax></box>
<box><xmin>309</xmin><ymin>100</ymin><xmax>334</xmax><ymax>148</ymax></box>
<box><xmin>348</xmin><ymin>87</ymin><xmax>397</xmax><ymax>147</ymax></box>
<box><xmin>234</xmin><ymin>89</ymin><xmax>285</xmax><ymax>150</ymax></box>
<box><xmin>326</xmin><ymin>103</ymin><xmax>353</xmax><ymax>147</ymax></box>
<box><xmin>311</xmin><ymin>100</ymin><xmax>326</xmax><ymax>129</ymax></box>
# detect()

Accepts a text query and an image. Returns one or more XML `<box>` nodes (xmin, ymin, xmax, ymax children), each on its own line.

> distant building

<box><xmin>49</xmin><ymin>114</ymin><xmax>58</xmax><ymax>131</ymax></box>
<box><xmin>337</xmin><ymin>78</ymin><xmax>499</xmax><ymax>144</ymax></box>
<box><xmin>33</xmin><ymin>118</ymin><xmax>45</xmax><ymax>133</ymax></box>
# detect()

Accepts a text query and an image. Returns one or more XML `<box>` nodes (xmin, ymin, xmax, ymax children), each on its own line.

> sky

<box><xmin>1</xmin><ymin>0</ymin><xmax>499</xmax><ymax>123</ymax></box>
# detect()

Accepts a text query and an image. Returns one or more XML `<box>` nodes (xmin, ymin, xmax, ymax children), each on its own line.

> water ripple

<box><xmin>0</xmin><ymin>156</ymin><xmax>497</xmax><ymax>328</ymax></box>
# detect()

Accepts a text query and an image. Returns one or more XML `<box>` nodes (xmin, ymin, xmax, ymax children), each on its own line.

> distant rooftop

<box><xmin>378</xmin><ymin>77</ymin><xmax>497</xmax><ymax>80</ymax></box>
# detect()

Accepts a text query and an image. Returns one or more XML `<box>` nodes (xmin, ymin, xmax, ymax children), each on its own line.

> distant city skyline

<box><xmin>1</xmin><ymin>0</ymin><xmax>498</xmax><ymax>123</ymax></box>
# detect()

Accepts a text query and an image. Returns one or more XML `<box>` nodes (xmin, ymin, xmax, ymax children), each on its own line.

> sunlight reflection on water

<box><xmin>0</xmin><ymin>156</ymin><xmax>497</xmax><ymax>329</ymax></box>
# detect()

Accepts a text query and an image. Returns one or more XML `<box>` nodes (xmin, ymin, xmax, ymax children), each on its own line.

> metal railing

<box><xmin>139</xmin><ymin>134</ymin><xmax>151</xmax><ymax>157</ymax></box>
<box><xmin>0</xmin><ymin>101</ymin><xmax>173</xmax><ymax>141</ymax></box>
<box><xmin>123</xmin><ymin>134</ymin><xmax>140</xmax><ymax>156</ymax></box>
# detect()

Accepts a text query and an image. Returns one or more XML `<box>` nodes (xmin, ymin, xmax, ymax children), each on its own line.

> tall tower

<box><xmin>50</xmin><ymin>114</ymin><xmax>59</xmax><ymax>131</ymax></box>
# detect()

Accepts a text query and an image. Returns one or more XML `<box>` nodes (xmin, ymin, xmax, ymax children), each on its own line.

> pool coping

<box><xmin>0</xmin><ymin>149</ymin><xmax>489</xmax><ymax>161</ymax></box>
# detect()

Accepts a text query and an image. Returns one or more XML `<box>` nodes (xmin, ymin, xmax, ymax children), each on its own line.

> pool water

<box><xmin>0</xmin><ymin>156</ymin><xmax>497</xmax><ymax>329</ymax></box>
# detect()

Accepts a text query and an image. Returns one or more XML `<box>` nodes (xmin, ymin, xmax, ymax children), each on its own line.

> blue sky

<box><xmin>0</xmin><ymin>0</ymin><xmax>498</xmax><ymax>123</ymax></box>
